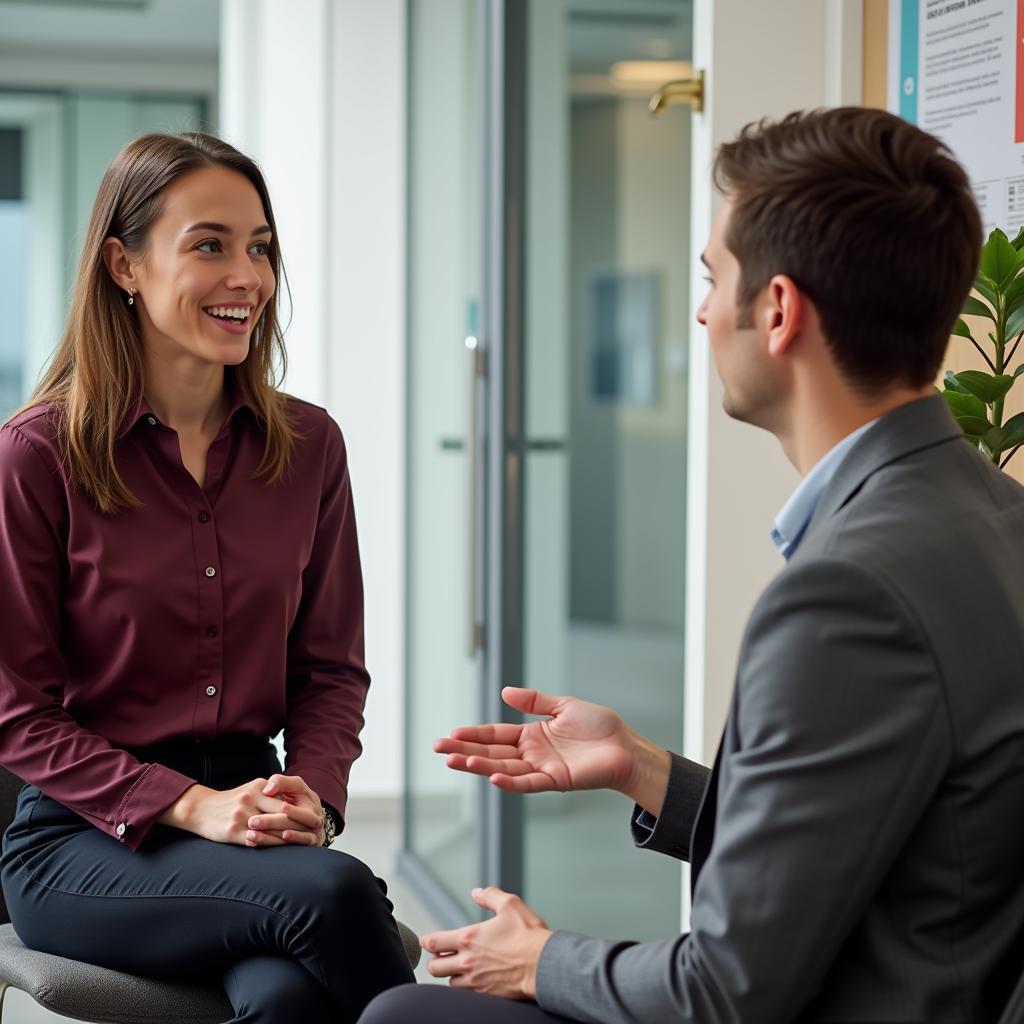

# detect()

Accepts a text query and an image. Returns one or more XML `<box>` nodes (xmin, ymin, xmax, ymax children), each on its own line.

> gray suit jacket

<box><xmin>536</xmin><ymin>396</ymin><xmax>1024</xmax><ymax>1022</ymax></box>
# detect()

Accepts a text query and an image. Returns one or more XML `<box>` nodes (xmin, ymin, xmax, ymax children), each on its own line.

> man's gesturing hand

<box><xmin>435</xmin><ymin>686</ymin><xmax>671</xmax><ymax>814</ymax></box>
<box><xmin>422</xmin><ymin>887</ymin><xmax>552</xmax><ymax>999</ymax></box>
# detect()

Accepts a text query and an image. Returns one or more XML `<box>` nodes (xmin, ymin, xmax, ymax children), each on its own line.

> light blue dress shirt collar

<box><xmin>770</xmin><ymin>419</ymin><xmax>877</xmax><ymax>561</ymax></box>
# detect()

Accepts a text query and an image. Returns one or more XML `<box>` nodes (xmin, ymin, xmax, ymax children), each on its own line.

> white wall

<box><xmin>220</xmin><ymin>0</ymin><xmax>406</xmax><ymax>799</ymax></box>
<box><xmin>685</xmin><ymin>0</ymin><xmax>864</xmax><ymax>766</ymax></box>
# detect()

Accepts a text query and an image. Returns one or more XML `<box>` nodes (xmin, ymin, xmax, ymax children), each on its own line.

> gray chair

<box><xmin>0</xmin><ymin>767</ymin><xmax>420</xmax><ymax>1023</ymax></box>
<box><xmin>1000</xmin><ymin>968</ymin><xmax>1024</xmax><ymax>1024</ymax></box>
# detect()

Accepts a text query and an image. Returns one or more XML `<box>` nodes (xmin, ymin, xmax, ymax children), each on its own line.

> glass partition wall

<box><xmin>0</xmin><ymin>90</ymin><xmax>207</xmax><ymax>420</ymax></box>
<box><xmin>404</xmin><ymin>0</ymin><xmax>692</xmax><ymax>938</ymax></box>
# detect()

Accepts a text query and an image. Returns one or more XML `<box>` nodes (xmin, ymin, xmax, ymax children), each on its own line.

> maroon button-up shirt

<box><xmin>0</xmin><ymin>391</ymin><xmax>369</xmax><ymax>851</ymax></box>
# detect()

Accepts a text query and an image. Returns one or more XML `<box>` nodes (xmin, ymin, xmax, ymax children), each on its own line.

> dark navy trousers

<box><xmin>360</xmin><ymin>984</ymin><xmax>573</xmax><ymax>1022</ymax></box>
<box><xmin>1</xmin><ymin>736</ymin><xmax>414</xmax><ymax>1023</ymax></box>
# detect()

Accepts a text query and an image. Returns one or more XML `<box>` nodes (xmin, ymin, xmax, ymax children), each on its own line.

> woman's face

<box><xmin>123</xmin><ymin>165</ymin><xmax>276</xmax><ymax>370</ymax></box>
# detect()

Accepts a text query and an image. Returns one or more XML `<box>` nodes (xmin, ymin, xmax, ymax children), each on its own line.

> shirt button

<box><xmin>146</xmin><ymin>416</ymin><xmax>156</xmax><ymax>426</ymax></box>
<box><xmin>206</xmin><ymin>685</ymin><xmax>217</xmax><ymax>697</ymax></box>
<box><xmin>115</xmin><ymin>823</ymin><xmax>126</xmax><ymax>836</ymax></box>
<box><xmin>205</xmin><ymin>566</ymin><xmax>217</xmax><ymax>578</ymax></box>
<box><xmin>206</xmin><ymin>626</ymin><xmax>218</xmax><ymax>637</ymax></box>
<box><xmin>198</xmin><ymin>511</ymin><xmax>210</xmax><ymax>523</ymax></box>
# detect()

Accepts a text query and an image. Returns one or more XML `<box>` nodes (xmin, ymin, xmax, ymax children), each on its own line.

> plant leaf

<box><xmin>1005</xmin><ymin>274</ymin><xmax>1024</xmax><ymax>317</ymax></box>
<box><xmin>1000</xmin><ymin>412</ymin><xmax>1024</xmax><ymax>450</ymax></box>
<box><xmin>975</xmin><ymin>273</ymin><xmax>999</xmax><ymax>309</ymax></box>
<box><xmin>962</xmin><ymin>295</ymin><xmax>995</xmax><ymax>321</ymax></box>
<box><xmin>980</xmin><ymin>229</ymin><xmax>1024</xmax><ymax>290</ymax></box>
<box><xmin>1012</xmin><ymin>224</ymin><xmax>1024</xmax><ymax>251</ymax></box>
<box><xmin>957</xmin><ymin>414</ymin><xmax>995</xmax><ymax>437</ymax></box>
<box><xmin>951</xmin><ymin>319</ymin><xmax>975</xmax><ymax>340</ymax></box>
<box><xmin>954</xmin><ymin>370</ymin><xmax>1015</xmax><ymax>403</ymax></box>
<box><xmin>984</xmin><ymin>426</ymin><xmax>1007</xmax><ymax>454</ymax></box>
<box><xmin>944</xmin><ymin>370</ymin><xmax>971</xmax><ymax>394</ymax></box>
<box><xmin>1006</xmin><ymin>303</ymin><xmax>1024</xmax><ymax>340</ymax></box>
<box><xmin>942</xmin><ymin>390</ymin><xmax>987</xmax><ymax>419</ymax></box>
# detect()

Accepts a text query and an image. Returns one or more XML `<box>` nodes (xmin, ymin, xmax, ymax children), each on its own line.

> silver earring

<box><xmin>127</xmin><ymin>289</ymin><xmax>136</xmax><ymax>307</ymax></box>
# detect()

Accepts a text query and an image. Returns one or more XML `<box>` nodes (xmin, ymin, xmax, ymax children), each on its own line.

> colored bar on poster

<box><xmin>900</xmin><ymin>0</ymin><xmax>919</xmax><ymax>124</ymax></box>
<box><xmin>1017</xmin><ymin>0</ymin><xmax>1024</xmax><ymax>143</ymax></box>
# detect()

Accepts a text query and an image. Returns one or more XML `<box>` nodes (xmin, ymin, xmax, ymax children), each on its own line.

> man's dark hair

<box><xmin>713</xmin><ymin>107</ymin><xmax>982</xmax><ymax>391</ymax></box>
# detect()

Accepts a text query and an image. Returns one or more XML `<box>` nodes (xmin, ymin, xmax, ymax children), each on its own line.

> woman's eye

<box><xmin>249</xmin><ymin>241</ymin><xmax>270</xmax><ymax>257</ymax></box>
<box><xmin>703</xmin><ymin>275</ymin><xmax>714</xmax><ymax>287</ymax></box>
<box><xmin>196</xmin><ymin>239</ymin><xmax>221</xmax><ymax>254</ymax></box>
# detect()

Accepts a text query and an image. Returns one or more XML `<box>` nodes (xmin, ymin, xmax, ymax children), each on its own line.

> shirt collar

<box><xmin>770</xmin><ymin>419</ymin><xmax>877</xmax><ymax>560</ymax></box>
<box><xmin>118</xmin><ymin>373</ymin><xmax>256</xmax><ymax>438</ymax></box>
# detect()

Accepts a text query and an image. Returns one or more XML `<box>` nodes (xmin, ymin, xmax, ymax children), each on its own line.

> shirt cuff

<box><xmin>629</xmin><ymin>751</ymin><xmax>708</xmax><ymax>860</ymax></box>
<box><xmin>115</xmin><ymin>763</ymin><xmax>196</xmax><ymax>851</ymax></box>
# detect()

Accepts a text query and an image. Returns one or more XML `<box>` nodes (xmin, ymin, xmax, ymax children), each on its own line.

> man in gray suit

<box><xmin>361</xmin><ymin>107</ymin><xmax>1024</xmax><ymax>1022</ymax></box>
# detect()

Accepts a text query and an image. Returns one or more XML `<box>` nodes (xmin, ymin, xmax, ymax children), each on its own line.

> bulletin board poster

<box><xmin>888</xmin><ymin>0</ymin><xmax>1024</xmax><ymax>235</ymax></box>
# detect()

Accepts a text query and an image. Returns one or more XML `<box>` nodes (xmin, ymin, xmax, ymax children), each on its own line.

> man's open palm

<box><xmin>435</xmin><ymin>687</ymin><xmax>635</xmax><ymax>794</ymax></box>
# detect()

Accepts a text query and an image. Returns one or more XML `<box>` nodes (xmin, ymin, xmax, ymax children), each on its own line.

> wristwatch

<box><xmin>322</xmin><ymin>804</ymin><xmax>338</xmax><ymax>847</ymax></box>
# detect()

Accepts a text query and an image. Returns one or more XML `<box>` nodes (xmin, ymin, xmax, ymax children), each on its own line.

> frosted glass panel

<box><xmin>0</xmin><ymin>200</ymin><xmax>28</xmax><ymax>420</ymax></box>
<box><xmin>0</xmin><ymin>90</ymin><xmax>205</xmax><ymax>416</ymax></box>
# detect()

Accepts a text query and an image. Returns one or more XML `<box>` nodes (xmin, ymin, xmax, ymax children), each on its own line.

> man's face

<box><xmin>695</xmin><ymin>199</ymin><xmax>784</xmax><ymax>429</ymax></box>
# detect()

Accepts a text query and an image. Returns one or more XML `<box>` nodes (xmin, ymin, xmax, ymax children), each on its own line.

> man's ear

<box><xmin>101</xmin><ymin>237</ymin><xmax>137</xmax><ymax>294</ymax></box>
<box><xmin>763</xmin><ymin>274</ymin><xmax>803</xmax><ymax>358</ymax></box>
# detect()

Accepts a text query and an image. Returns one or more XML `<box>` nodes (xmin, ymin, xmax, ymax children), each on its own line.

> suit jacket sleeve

<box><xmin>628</xmin><ymin>753</ymin><xmax>710</xmax><ymax>861</ymax></box>
<box><xmin>535</xmin><ymin>558</ymin><xmax>951</xmax><ymax>1023</ymax></box>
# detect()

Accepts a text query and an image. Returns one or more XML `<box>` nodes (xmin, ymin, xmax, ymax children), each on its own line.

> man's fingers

<box><xmin>427</xmin><ymin>954</ymin><xmax>465</xmax><ymax>979</ymax></box>
<box><xmin>489</xmin><ymin>771</ymin><xmax>560</xmax><ymax>794</ymax></box>
<box><xmin>421</xmin><ymin>927</ymin><xmax>469</xmax><ymax>955</ymax></box>
<box><xmin>447</xmin><ymin>723</ymin><xmax>524</xmax><ymax>745</ymax></box>
<box><xmin>501</xmin><ymin>686</ymin><xmax>563</xmax><ymax>717</ymax></box>
<box><xmin>435</xmin><ymin>737</ymin><xmax>519</xmax><ymax>759</ymax></box>
<box><xmin>471</xmin><ymin>885</ymin><xmax>517</xmax><ymax>912</ymax></box>
<box><xmin>465</xmin><ymin>756</ymin><xmax>533</xmax><ymax>777</ymax></box>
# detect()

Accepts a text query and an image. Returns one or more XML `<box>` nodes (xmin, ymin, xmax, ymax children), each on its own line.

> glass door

<box><xmin>403</xmin><ymin>0</ymin><xmax>693</xmax><ymax>939</ymax></box>
<box><xmin>402</xmin><ymin>0</ymin><xmax>487</xmax><ymax>923</ymax></box>
<box><xmin>510</xmin><ymin>0</ymin><xmax>693</xmax><ymax>939</ymax></box>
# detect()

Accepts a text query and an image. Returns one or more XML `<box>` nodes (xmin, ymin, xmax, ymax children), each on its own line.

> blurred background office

<box><xmin>0</xmin><ymin>0</ymin><xmax>876</xmax><ymax>1018</ymax></box>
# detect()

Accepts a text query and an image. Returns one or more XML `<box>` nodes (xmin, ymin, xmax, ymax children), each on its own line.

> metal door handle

<box><xmin>650</xmin><ymin>71</ymin><xmax>704</xmax><ymax>114</ymax></box>
<box><xmin>466</xmin><ymin>335</ymin><xmax>485</xmax><ymax>657</ymax></box>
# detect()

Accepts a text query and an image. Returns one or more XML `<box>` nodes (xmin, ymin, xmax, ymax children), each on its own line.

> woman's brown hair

<box><xmin>10</xmin><ymin>131</ymin><xmax>295</xmax><ymax>513</ymax></box>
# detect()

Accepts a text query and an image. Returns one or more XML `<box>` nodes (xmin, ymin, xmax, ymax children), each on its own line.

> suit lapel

<box><xmin>689</xmin><ymin>398</ymin><xmax>963</xmax><ymax>899</ymax></box>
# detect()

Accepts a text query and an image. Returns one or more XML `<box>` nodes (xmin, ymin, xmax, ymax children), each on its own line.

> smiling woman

<box><xmin>0</xmin><ymin>133</ymin><xmax>414</xmax><ymax>1023</ymax></box>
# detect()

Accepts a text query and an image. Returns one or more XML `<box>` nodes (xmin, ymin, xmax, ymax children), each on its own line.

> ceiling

<box><xmin>567</xmin><ymin>0</ymin><xmax>692</xmax><ymax>73</ymax></box>
<box><xmin>0</xmin><ymin>0</ymin><xmax>218</xmax><ymax>54</ymax></box>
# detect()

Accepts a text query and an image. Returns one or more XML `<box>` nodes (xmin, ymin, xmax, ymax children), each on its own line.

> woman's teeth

<box><xmin>205</xmin><ymin>306</ymin><xmax>250</xmax><ymax>321</ymax></box>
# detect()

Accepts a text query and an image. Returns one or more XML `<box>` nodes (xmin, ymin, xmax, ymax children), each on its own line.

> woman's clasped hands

<box><xmin>164</xmin><ymin>773</ymin><xmax>326</xmax><ymax>847</ymax></box>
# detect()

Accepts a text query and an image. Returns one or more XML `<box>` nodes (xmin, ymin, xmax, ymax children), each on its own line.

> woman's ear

<box><xmin>101</xmin><ymin>237</ymin><xmax>137</xmax><ymax>294</ymax></box>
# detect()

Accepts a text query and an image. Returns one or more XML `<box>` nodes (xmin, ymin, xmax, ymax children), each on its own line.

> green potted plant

<box><xmin>942</xmin><ymin>227</ymin><xmax>1024</xmax><ymax>468</ymax></box>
